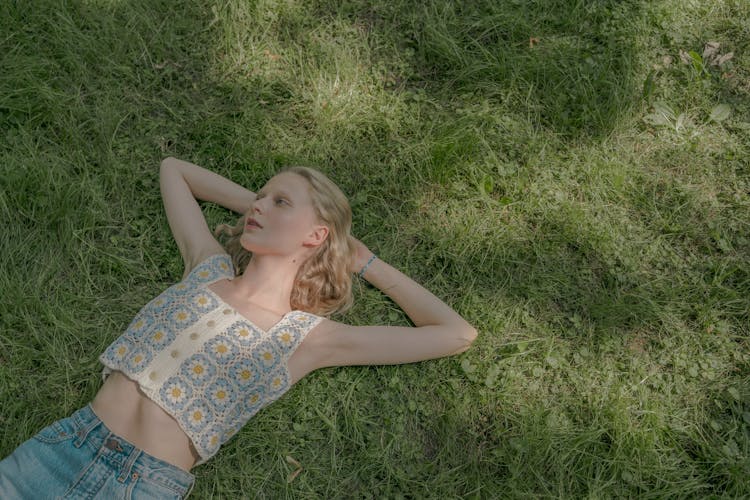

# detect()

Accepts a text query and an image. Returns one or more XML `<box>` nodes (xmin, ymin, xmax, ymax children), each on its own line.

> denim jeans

<box><xmin>0</xmin><ymin>404</ymin><xmax>195</xmax><ymax>499</ymax></box>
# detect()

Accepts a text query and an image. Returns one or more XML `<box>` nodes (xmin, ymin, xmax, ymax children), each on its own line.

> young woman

<box><xmin>0</xmin><ymin>157</ymin><xmax>477</xmax><ymax>498</ymax></box>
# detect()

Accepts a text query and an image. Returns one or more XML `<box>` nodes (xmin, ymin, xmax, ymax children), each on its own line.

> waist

<box><xmin>64</xmin><ymin>404</ymin><xmax>196</xmax><ymax>496</ymax></box>
<box><xmin>91</xmin><ymin>370</ymin><xmax>201</xmax><ymax>472</ymax></box>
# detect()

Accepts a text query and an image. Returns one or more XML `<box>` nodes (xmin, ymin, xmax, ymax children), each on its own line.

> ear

<box><xmin>302</xmin><ymin>225</ymin><xmax>329</xmax><ymax>248</ymax></box>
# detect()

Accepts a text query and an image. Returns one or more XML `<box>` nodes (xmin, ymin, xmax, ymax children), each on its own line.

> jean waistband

<box><xmin>70</xmin><ymin>404</ymin><xmax>195</xmax><ymax>497</ymax></box>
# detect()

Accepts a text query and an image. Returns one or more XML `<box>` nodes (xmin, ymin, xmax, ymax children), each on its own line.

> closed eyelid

<box><xmin>255</xmin><ymin>191</ymin><xmax>291</xmax><ymax>205</ymax></box>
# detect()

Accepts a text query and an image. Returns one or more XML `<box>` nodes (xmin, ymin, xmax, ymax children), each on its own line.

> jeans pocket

<box><xmin>32</xmin><ymin>416</ymin><xmax>76</xmax><ymax>445</ymax></box>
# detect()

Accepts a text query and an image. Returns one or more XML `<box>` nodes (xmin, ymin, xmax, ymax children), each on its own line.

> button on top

<box><xmin>190</xmin><ymin>332</ymin><xmax>199</xmax><ymax>340</ymax></box>
<box><xmin>170</xmin><ymin>350</ymin><xmax>179</xmax><ymax>358</ymax></box>
<box><xmin>207</xmin><ymin>320</ymin><xmax>216</xmax><ymax>327</ymax></box>
<box><xmin>223</xmin><ymin>308</ymin><xmax>233</xmax><ymax>315</ymax></box>
<box><xmin>149</xmin><ymin>371</ymin><xmax>157</xmax><ymax>380</ymax></box>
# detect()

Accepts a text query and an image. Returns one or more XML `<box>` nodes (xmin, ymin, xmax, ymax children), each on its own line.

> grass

<box><xmin>1</xmin><ymin>0</ymin><xmax>749</xmax><ymax>497</ymax></box>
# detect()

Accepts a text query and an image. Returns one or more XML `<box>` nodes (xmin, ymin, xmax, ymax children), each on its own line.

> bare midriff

<box><xmin>90</xmin><ymin>370</ymin><xmax>200</xmax><ymax>472</ymax></box>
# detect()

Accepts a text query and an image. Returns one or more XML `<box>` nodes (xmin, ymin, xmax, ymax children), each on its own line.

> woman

<box><xmin>0</xmin><ymin>157</ymin><xmax>477</xmax><ymax>498</ymax></box>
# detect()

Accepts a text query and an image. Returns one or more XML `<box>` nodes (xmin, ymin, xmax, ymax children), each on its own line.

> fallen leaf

<box><xmin>675</xmin><ymin>112</ymin><xmax>691</xmax><ymax>131</ymax></box>
<box><xmin>285</xmin><ymin>456</ymin><xmax>303</xmax><ymax>483</ymax></box>
<box><xmin>644</xmin><ymin>100</ymin><xmax>676</xmax><ymax>127</ymax></box>
<box><xmin>716</xmin><ymin>52</ymin><xmax>734</xmax><ymax>66</ymax></box>
<box><xmin>709</xmin><ymin>103</ymin><xmax>731</xmax><ymax>122</ymax></box>
<box><xmin>287</xmin><ymin>468</ymin><xmax>303</xmax><ymax>483</ymax></box>
<box><xmin>529</xmin><ymin>37</ymin><xmax>540</xmax><ymax>48</ymax></box>
<box><xmin>703</xmin><ymin>41</ymin><xmax>720</xmax><ymax>60</ymax></box>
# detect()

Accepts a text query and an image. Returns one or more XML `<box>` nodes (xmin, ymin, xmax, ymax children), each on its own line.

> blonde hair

<box><xmin>213</xmin><ymin>166</ymin><xmax>355</xmax><ymax>316</ymax></box>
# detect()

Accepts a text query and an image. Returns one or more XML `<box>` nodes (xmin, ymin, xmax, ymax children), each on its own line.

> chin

<box><xmin>239</xmin><ymin>234</ymin><xmax>260</xmax><ymax>253</ymax></box>
<box><xmin>239</xmin><ymin>235</ymin><xmax>276</xmax><ymax>255</ymax></box>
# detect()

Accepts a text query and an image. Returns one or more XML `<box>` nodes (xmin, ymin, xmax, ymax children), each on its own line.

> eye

<box><xmin>275</xmin><ymin>198</ymin><xmax>289</xmax><ymax>206</ymax></box>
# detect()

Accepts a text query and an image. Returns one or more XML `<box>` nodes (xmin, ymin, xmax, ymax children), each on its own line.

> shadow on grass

<box><xmin>327</xmin><ymin>0</ymin><xmax>646</xmax><ymax>139</ymax></box>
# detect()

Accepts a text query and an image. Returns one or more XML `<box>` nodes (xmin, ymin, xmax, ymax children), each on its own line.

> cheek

<box><xmin>268</xmin><ymin>214</ymin><xmax>312</xmax><ymax>244</ymax></box>
<box><xmin>283</xmin><ymin>210</ymin><xmax>317</xmax><ymax>231</ymax></box>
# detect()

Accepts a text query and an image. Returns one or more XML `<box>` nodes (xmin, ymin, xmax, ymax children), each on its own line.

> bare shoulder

<box><xmin>303</xmin><ymin>317</ymin><xmax>474</xmax><ymax>369</ymax></box>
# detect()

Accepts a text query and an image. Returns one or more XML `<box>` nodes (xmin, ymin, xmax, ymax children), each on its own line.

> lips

<box><xmin>245</xmin><ymin>217</ymin><xmax>263</xmax><ymax>229</ymax></box>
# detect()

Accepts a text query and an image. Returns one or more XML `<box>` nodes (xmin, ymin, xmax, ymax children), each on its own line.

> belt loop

<box><xmin>73</xmin><ymin>414</ymin><xmax>102</xmax><ymax>448</ymax></box>
<box><xmin>117</xmin><ymin>446</ymin><xmax>142</xmax><ymax>483</ymax></box>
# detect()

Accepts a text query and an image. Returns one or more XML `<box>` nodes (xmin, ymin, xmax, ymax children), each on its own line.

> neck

<box><xmin>228</xmin><ymin>253</ymin><xmax>303</xmax><ymax>314</ymax></box>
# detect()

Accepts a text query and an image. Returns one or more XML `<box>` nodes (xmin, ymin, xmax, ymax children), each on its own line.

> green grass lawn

<box><xmin>1</xmin><ymin>0</ymin><xmax>748</xmax><ymax>497</ymax></box>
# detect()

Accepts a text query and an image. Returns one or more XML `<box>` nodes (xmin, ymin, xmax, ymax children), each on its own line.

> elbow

<box><xmin>464</xmin><ymin>325</ymin><xmax>478</xmax><ymax>344</ymax></box>
<box><xmin>160</xmin><ymin>157</ymin><xmax>176</xmax><ymax>170</ymax></box>
<box><xmin>455</xmin><ymin>325</ymin><xmax>478</xmax><ymax>354</ymax></box>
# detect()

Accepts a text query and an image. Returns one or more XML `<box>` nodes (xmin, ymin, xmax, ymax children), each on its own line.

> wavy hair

<box><xmin>213</xmin><ymin>166</ymin><xmax>355</xmax><ymax>316</ymax></box>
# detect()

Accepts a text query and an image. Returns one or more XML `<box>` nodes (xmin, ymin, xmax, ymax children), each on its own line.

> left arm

<box><xmin>310</xmin><ymin>240</ymin><xmax>478</xmax><ymax>367</ymax></box>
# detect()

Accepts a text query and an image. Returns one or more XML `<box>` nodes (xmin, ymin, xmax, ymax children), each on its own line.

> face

<box><xmin>240</xmin><ymin>172</ymin><xmax>328</xmax><ymax>257</ymax></box>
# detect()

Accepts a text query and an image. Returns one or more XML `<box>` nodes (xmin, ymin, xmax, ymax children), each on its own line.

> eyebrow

<box><xmin>272</xmin><ymin>189</ymin><xmax>294</xmax><ymax>201</ymax></box>
<box><xmin>265</xmin><ymin>188</ymin><xmax>295</xmax><ymax>205</ymax></box>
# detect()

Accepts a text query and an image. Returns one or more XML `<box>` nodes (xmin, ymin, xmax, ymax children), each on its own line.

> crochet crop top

<box><xmin>98</xmin><ymin>253</ymin><xmax>323</xmax><ymax>466</ymax></box>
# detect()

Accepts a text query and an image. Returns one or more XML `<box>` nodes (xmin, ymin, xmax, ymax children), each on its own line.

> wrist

<box><xmin>358</xmin><ymin>253</ymin><xmax>377</xmax><ymax>278</ymax></box>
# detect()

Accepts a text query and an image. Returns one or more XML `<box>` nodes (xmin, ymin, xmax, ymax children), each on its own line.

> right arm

<box><xmin>159</xmin><ymin>157</ymin><xmax>256</xmax><ymax>275</ymax></box>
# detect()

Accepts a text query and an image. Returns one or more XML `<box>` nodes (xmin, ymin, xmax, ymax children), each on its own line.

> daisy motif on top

<box><xmin>145</xmin><ymin>294</ymin><xmax>171</xmax><ymax>315</ymax></box>
<box><xmin>100</xmin><ymin>336</ymin><xmax>133</xmax><ymax>366</ymax></box>
<box><xmin>252</xmin><ymin>339</ymin><xmax>281</xmax><ymax>371</ymax></box>
<box><xmin>204</xmin><ymin>335</ymin><xmax>237</xmax><ymax>363</ymax></box>
<box><xmin>142</xmin><ymin>324</ymin><xmax>175</xmax><ymax>351</ymax></box>
<box><xmin>265</xmin><ymin>365</ymin><xmax>289</xmax><ymax>400</ymax></box>
<box><xmin>126</xmin><ymin>315</ymin><xmax>154</xmax><ymax>338</ymax></box>
<box><xmin>223</xmin><ymin>386</ymin><xmax>267</xmax><ymax>429</ymax></box>
<box><xmin>160</xmin><ymin>377</ymin><xmax>194</xmax><ymax>411</ymax></box>
<box><xmin>207</xmin><ymin>378</ymin><xmax>236</xmax><ymax>412</ymax></box>
<box><xmin>289</xmin><ymin>311</ymin><xmax>320</xmax><ymax>329</ymax></box>
<box><xmin>199</xmin><ymin>430</ymin><xmax>223</xmax><ymax>455</ymax></box>
<box><xmin>240</xmin><ymin>386</ymin><xmax>267</xmax><ymax>416</ymax></box>
<box><xmin>167</xmin><ymin>281</ymin><xmax>192</xmax><ymax>298</ymax></box>
<box><xmin>127</xmin><ymin>347</ymin><xmax>154</xmax><ymax>373</ymax></box>
<box><xmin>218</xmin><ymin>259</ymin><xmax>231</xmax><ymax>273</ymax></box>
<box><xmin>228</xmin><ymin>357</ymin><xmax>261</xmax><ymax>388</ymax></box>
<box><xmin>183</xmin><ymin>399</ymin><xmax>213</xmax><ymax>433</ymax></box>
<box><xmin>274</xmin><ymin>327</ymin><xmax>301</xmax><ymax>353</ymax></box>
<box><xmin>226</xmin><ymin>321</ymin><xmax>261</xmax><ymax>347</ymax></box>
<box><xmin>168</xmin><ymin>305</ymin><xmax>197</xmax><ymax>330</ymax></box>
<box><xmin>221</xmin><ymin>425</ymin><xmax>240</xmax><ymax>443</ymax></box>
<box><xmin>187</xmin><ymin>256</ymin><xmax>233</xmax><ymax>285</ymax></box>
<box><xmin>192</xmin><ymin>291</ymin><xmax>218</xmax><ymax>314</ymax></box>
<box><xmin>181</xmin><ymin>353</ymin><xmax>217</xmax><ymax>386</ymax></box>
